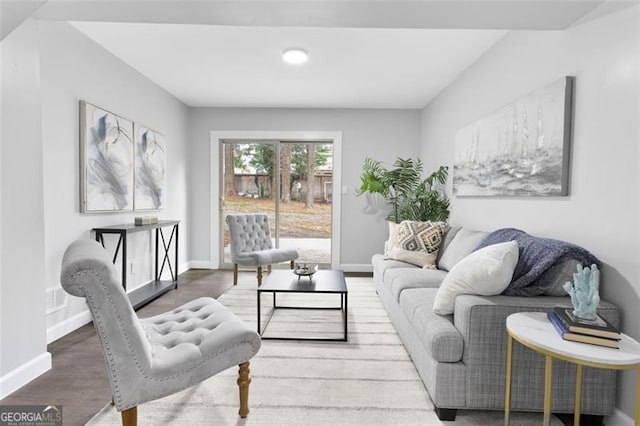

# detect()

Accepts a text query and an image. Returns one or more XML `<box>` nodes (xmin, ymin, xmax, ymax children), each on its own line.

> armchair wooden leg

<box><xmin>290</xmin><ymin>260</ymin><xmax>295</xmax><ymax>269</ymax></box>
<box><xmin>257</xmin><ymin>266</ymin><xmax>263</xmax><ymax>286</ymax></box>
<box><xmin>121</xmin><ymin>406</ymin><xmax>137</xmax><ymax>426</ymax></box>
<box><xmin>238</xmin><ymin>362</ymin><xmax>251</xmax><ymax>418</ymax></box>
<box><xmin>233</xmin><ymin>264</ymin><xmax>238</xmax><ymax>285</ymax></box>
<box><xmin>267</xmin><ymin>264</ymin><xmax>272</xmax><ymax>274</ymax></box>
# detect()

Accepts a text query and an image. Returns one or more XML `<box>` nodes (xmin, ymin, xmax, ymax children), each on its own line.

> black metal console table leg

<box><xmin>92</xmin><ymin>220</ymin><xmax>180</xmax><ymax>309</ymax></box>
<box><xmin>95</xmin><ymin>230</ymin><xmax>127</xmax><ymax>291</ymax></box>
<box><xmin>158</xmin><ymin>224</ymin><xmax>178</xmax><ymax>284</ymax></box>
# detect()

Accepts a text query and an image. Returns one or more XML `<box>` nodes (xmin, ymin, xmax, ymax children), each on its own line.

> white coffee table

<box><xmin>504</xmin><ymin>312</ymin><xmax>640</xmax><ymax>426</ymax></box>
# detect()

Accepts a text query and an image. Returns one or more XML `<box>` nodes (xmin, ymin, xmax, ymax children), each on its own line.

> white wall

<box><xmin>189</xmin><ymin>108</ymin><xmax>421</xmax><ymax>268</ymax></box>
<box><xmin>0</xmin><ymin>19</ymin><xmax>50</xmax><ymax>397</ymax></box>
<box><xmin>421</xmin><ymin>6</ymin><xmax>639</xmax><ymax>419</ymax></box>
<box><xmin>37</xmin><ymin>21</ymin><xmax>190</xmax><ymax>341</ymax></box>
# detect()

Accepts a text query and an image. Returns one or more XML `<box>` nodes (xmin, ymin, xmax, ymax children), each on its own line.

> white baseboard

<box><xmin>187</xmin><ymin>262</ymin><xmax>373</xmax><ymax>273</ymax></box>
<box><xmin>0</xmin><ymin>352</ymin><xmax>51</xmax><ymax>399</ymax></box>
<box><xmin>47</xmin><ymin>309</ymin><xmax>92</xmax><ymax>344</ymax></box>
<box><xmin>606</xmin><ymin>408</ymin><xmax>634</xmax><ymax>426</ymax></box>
<box><xmin>340</xmin><ymin>264</ymin><xmax>373</xmax><ymax>273</ymax></box>
<box><xmin>189</xmin><ymin>260</ymin><xmax>214</xmax><ymax>269</ymax></box>
<box><xmin>179</xmin><ymin>261</ymin><xmax>192</xmax><ymax>274</ymax></box>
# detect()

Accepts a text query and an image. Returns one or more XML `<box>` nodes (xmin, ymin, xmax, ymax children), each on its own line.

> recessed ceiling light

<box><xmin>282</xmin><ymin>48</ymin><xmax>309</xmax><ymax>65</ymax></box>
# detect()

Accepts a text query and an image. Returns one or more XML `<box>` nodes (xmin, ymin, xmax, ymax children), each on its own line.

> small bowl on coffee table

<box><xmin>293</xmin><ymin>263</ymin><xmax>318</xmax><ymax>280</ymax></box>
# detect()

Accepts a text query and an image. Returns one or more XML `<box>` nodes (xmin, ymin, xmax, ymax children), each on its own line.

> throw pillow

<box><xmin>432</xmin><ymin>241</ymin><xmax>519</xmax><ymax>315</ymax></box>
<box><xmin>437</xmin><ymin>228</ymin><xmax>490</xmax><ymax>272</ymax></box>
<box><xmin>386</xmin><ymin>221</ymin><xmax>448</xmax><ymax>269</ymax></box>
<box><xmin>384</xmin><ymin>221</ymin><xmax>402</xmax><ymax>255</ymax></box>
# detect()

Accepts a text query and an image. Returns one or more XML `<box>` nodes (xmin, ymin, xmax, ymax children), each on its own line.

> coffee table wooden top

<box><xmin>258</xmin><ymin>269</ymin><xmax>347</xmax><ymax>293</ymax></box>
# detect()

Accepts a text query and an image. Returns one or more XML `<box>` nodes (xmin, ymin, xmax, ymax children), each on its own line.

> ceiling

<box><xmin>70</xmin><ymin>22</ymin><xmax>507</xmax><ymax>108</ymax></box>
<box><xmin>34</xmin><ymin>1</ymin><xmax>612</xmax><ymax>109</ymax></box>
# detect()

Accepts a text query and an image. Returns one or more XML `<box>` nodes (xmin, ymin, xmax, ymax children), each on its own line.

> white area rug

<box><xmin>88</xmin><ymin>276</ymin><xmax>560</xmax><ymax>425</ymax></box>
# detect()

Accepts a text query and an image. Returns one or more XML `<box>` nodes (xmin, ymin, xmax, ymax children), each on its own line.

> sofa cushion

<box><xmin>433</xmin><ymin>241</ymin><xmax>519</xmax><ymax>315</ymax></box>
<box><xmin>437</xmin><ymin>228</ymin><xmax>489</xmax><ymax>271</ymax></box>
<box><xmin>399</xmin><ymin>288</ymin><xmax>463</xmax><ymax>363</ymax></box>
<box><xmin>372</xmin><ymin>254</ymin><xmax>418</xmax><ymax>282</ymax></box>
<box><xmin>436</xmin><ymin>226</ymin><xmax>461</xmax><ymax>264</ymax></box>
<box><xmin>384</xmin><ymin>268</ymin><xmax>447</xmax><ymax>301</ymax></box>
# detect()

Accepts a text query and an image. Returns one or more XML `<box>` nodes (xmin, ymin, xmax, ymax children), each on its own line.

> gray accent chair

<box><xmin>60</xmin><ymin>239</ymin><xmax>261</xmax><ymax>426</ymax></box>
<box><xmin>226</xmin><ymin>213</ymin><xmax>299</xmax><ymax>286</ymax></box>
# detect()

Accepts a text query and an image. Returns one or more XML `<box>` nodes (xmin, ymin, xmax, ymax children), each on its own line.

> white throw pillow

<box><xmin>432</xmin><ymin>241</ymin><xmax>519</xmax><ymax>315</ymax></box>
<box><xmin>385</xmin><ymin>221</ymin><xmax>402</xmax><ymax>255</ymax></box>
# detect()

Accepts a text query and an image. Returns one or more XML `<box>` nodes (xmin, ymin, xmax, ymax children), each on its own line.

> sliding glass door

<box><xmin>221</xmin><ymin>141</ymin><xmax>333</xmax><ymax>268</ymax></box>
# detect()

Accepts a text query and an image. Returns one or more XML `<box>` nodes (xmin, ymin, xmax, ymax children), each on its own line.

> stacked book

<box><xmin>135</xmin><ymin>216</ymin><xmax>159</xmax><ymax>226</ymax></box>
<box><xmin>547</xmin><ymin>307</ymin><xmax>621</xmax><ymax>349</ymax></box>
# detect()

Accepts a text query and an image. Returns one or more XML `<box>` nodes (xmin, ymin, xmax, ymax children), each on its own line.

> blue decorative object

<box><xmin>562</xmin><ymin>264</ymin><xmax>600</xmax><ymax>320</ymax></box>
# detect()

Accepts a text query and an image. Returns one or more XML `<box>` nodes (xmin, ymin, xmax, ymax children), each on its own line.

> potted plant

<box><xmin>357</xmin><ymin>157</ymin><xmax>450</xmax><ymax>223</ymax></box>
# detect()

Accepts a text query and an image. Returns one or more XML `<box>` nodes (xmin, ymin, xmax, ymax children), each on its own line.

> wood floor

<box><xmin>1</xmin><ymin>268</ymin><xmax>235</xmax><ymax>426</ymax></box>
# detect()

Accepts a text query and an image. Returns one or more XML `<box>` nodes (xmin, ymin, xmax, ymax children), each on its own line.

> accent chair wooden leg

<box><xmin>267</xmin><ymin>264</ymin><xmax>272</xmax><ymax>274</ymax></box>
<box><xmin>238</xmin><ymin>362</ymin><xmax>251</xmax><ymax>418</ymax></box>
<box><xmin>233</xmin><ymin>263</ymin><xmax>238</xmax><ymax>285</ymax></box>
<box><xmin>257</xmin><ymin>266</ymin><xmax>263</xmax><ymax>286</ymax></box>
<box><xmin>121</xmin><ymin>406</ymin><xmax>137</xmax><ymax>426</ymax></box>
<box><xmin>290</xmin><ymin>260</ymin><xmax>295</xmax><ymax>269</ymax></box>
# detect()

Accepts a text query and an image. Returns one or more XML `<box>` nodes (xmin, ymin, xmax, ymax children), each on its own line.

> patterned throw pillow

<box><xmin>386</xmin><ymin>221</ymin><xmax>448</xmax><ymax>268</ymax></box>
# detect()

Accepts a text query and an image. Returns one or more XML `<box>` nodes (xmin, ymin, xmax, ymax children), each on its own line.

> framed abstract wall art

<box><xmin>80</xmin><ymin>101</ymin><xmax>134</xmax><ymax>212</ymax></box>
<box><xmin>453</xmin><ymin>76</ymin><xmax>574</xmax><ymax>197</ymax></box>
<box><xmin>134</xmin><ymin>125</ymin><xmax>166</xmax><ymax>210</ymax></box>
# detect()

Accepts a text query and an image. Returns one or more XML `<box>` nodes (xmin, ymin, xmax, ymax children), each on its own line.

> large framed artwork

<box><xmin>134</xmin><ymin>125</ymin><xmax>166</xmax><ymax>210</ymax></box>
<box><xmin>80</xmin><ymin>101</ymin><xmax>134</xmax><ymax>212</ymax></box>
<box><xmin>453</xmin><ymin>76</ymin><xmax>574</xmax><ymax>197</ymax></box>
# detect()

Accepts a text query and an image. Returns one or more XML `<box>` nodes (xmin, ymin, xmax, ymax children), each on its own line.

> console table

<box><xmin>93</xmin><ymin>220</ymin><xmax>179</xmax><ymax>309</ymax></box>
<box><xmin>505</xmin><ymin>312</ymin><xmax>640</xmax><ymax>426</ymax></box>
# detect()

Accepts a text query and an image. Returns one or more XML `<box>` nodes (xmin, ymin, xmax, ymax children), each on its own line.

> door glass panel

<box><xmin>221</xmin><ymin>141</ymin><xmax>332</xmax><ymax>267</ymax></box>
<box><xmin>279</xmin><ymin>143</ymin><xmax>332</xmax><ymax>265</ymax></box>
<box><xmin>222</xmin><ymin>142</ymin><xmax>276</xmax><ymax>264</ymax></box>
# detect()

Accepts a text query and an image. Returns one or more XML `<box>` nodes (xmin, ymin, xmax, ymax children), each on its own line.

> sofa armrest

<box><xmin>454</xmin><ymin>295</ymin><xmax>620</xmax><ymax>350</ymax></box>
<box><xmin>452</xmin><ymin>294</ymin><xmax>620</xmax><ymax>413</ymax></box>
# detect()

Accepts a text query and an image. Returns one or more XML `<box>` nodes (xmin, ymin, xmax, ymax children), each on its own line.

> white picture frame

<box><xmin>134</xmin><ymin>124</ymin><xmax>166</xmax><ymax>211</ymax></box>
<box><xmin>80</xmin><ymin>101</ymin><xmax>134</xmax><ymax>213</ymax></box>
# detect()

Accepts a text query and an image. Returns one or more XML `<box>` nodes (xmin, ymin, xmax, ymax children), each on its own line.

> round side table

<box><xmin>504</xmin><ymin>312</ymin><xmax>640</xmax><ymax>426</ymax></box>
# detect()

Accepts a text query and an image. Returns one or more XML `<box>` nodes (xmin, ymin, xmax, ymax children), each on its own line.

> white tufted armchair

<box><xmin>60</xmin><ymin>239</ymin><xmax>261</xmax><ymax>425</ymax></box>
<box><xmin>226</xmin><ymin>213</ymin><xmax>299</xmax><ymax>286</ymax></box>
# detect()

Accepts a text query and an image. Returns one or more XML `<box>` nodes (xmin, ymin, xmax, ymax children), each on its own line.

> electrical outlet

<box><xmin>130</xmin><ymin>261</ymin><xmax>135</xmax><ymax>275</ymax></box>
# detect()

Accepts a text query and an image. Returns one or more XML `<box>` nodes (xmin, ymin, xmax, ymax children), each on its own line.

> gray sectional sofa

<box><xmin>372</xmin><ymin>226</ymin><xmax>620</xmax><ymax>421</ymax></box>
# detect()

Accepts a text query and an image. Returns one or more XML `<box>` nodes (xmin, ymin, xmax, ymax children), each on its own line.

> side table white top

<box><xmin>506</xmin><ymin>312</ymin><xmax>640</xmax><ymax>367</ymax></box>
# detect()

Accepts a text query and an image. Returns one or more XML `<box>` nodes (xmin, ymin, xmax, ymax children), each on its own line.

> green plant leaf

<box><xmin>357</xmin><ymin>156</ymin><xmax>450</xmax><ymax>223</ymax></box>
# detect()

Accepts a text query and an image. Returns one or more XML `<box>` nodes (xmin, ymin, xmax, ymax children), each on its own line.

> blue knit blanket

<box><xmin>475</xmin><ymin>228</ymin><xmax>600</xmax><ymax>296</ymax></box>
